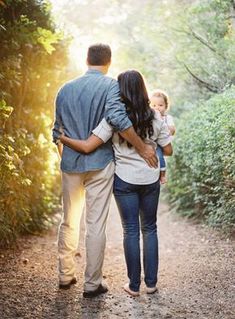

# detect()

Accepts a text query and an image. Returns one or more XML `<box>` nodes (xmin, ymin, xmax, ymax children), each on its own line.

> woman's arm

<box><xmin>162</xmin><ymin>143</ymin><xmax>173</xmax><ymax>156</ymax></box>
<box><xmin>60</xmin><ymin>118</ymin><xmax>114</xmax><ymax>154</ymax></box>
<box><xmin>60</xmin><ymin>134</ymin><xmax>104</xmax><ymax>154</ymax></box>
<box><xmin>57</xmin><ymin>142</ymin><xmax>63</xmax><ymax>158</ymax></box>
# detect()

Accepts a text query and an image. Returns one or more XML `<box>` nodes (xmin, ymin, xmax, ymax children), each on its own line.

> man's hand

<box><xmin>137</xmin><ymin>143</ymin><xmax>158</xmax><ymax>168</ymax></box>
<box><xmin>119</xmin><ymin>126</ymin><xmax>158</xmax><ymax>168</ymax></box>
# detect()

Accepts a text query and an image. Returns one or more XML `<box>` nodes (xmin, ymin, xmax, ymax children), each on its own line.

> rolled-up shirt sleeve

<box><xmin>52</xmin><ymin>89</ymin><xmax>63</xmax><ymax>144</ymax></box>
<box><xmin>104</xmin><ymin>80</ymin><xmax>132</xmax><ymax>131</ymax></box>
<box><xmin>92</xmin><ymin>118</ymin><xmax>114</xmax><ymax>143</ymax></box>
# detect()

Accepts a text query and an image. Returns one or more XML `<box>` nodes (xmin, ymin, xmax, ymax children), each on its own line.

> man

<box><xmin>52</xmin><ymin>44</ymin><xmax>156</xmax><ymax>298</ymax></box>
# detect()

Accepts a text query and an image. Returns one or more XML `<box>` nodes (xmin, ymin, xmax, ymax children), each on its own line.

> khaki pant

<box><xmin>58</xmin><ymin>161</ymin><xmax>115</xmax><ymax>291</ymax></box>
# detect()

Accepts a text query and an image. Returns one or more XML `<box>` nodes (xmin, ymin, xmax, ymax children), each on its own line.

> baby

<box><xmin>150</xmin><ymin>90</ymin><xmax>175</xmax><ymax>184</ymax></box>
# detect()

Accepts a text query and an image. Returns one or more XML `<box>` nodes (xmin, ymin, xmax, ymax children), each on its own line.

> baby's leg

<box><xmin>156</xmin><ymin>146</ymin><xmax>167</xmax><ymax>184</ymax></box>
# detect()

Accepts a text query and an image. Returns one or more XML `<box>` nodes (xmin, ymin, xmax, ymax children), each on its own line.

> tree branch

<box><xmin>179</xmin><ymin>61</ymin><xmax>221</xmax><ymax>93</ymax></box>
<box><xmin>172</xmin><ymin>26</ymin><xmax>226</xmax><ymax>60</ymax></box>
<box><xmin>189</xmin><ymin>27</ymin><xmax>218</xmax><ymax>53</ymax></box>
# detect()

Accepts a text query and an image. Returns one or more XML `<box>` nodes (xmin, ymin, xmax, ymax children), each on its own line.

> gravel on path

<box><xmin>0</xmin><ymin>198</ymin><xmax>234</xmax><ymax>319</ymax></box>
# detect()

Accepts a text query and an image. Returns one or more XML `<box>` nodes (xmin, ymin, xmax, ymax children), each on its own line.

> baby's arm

<box><xmin>166</xmin><ymin>114</ymin><xmax>176</xmax><ymax>136</ymax></box>
<box><xmin>168</xmin><ymin>125</ymin><xmax>176</xmax><ymax>136</ymax></box>
<box><xmin>157</xmin><ymin>120</ymin><xmax>173</xmax><ymax>156</ymax></box>
<box><xmin>60</xmin><ymin>134</ymin><xmax>103</xmax><ymax>154</ymax></box>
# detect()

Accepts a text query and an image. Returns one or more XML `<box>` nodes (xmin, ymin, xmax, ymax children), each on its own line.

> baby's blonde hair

<box><xmin>152</xmin><ymin>89</ymin><xmax>170</xmax><ymax>111</ymax></box>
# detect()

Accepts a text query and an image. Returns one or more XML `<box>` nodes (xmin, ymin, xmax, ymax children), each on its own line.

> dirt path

<box><xmin>0</xmin><ymin>198</ymin><xmax>234</xmax><ymax>319</ymax></box>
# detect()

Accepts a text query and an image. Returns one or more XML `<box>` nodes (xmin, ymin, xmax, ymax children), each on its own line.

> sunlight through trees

<box><xmin>0</xmin><ymin>0</ymin><xmax>234</xmax><ymax>246</ymax></box>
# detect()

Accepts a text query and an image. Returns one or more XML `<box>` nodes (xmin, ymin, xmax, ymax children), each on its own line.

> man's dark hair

<box><xmin>87</xmin><ymin>44</ymin><xmax>111</xmax><ymax>66</ymax></box>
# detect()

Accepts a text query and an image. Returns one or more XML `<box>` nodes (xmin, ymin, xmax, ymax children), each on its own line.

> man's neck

<box><xmin>88</xmin><ymin>65</ymin><xmax>108</xmax><ymax>74</ymax></box>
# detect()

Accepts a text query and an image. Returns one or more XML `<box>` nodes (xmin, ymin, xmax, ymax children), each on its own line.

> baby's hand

<box><xmin>168</xmin><ymin>125</ymin><xmax>176</xmax><ymax>136</ymax></box>
<box><xmin>154</xmin><ymin>109</ymin><xmax>163</xmax><ymax>119</ymax></box>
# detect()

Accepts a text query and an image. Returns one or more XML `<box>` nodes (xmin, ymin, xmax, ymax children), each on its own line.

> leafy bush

<box><xmin>167</xmin><ymin>87</ymin><xmax>235</xmax><ymax>230</ymax></box>
<box><xmin>0</xmin><ymin>1</ymin><xmax>69</xmax><ymax>247</ymax></box>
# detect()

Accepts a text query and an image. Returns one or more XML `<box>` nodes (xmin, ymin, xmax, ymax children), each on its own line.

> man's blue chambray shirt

<box><xmin>52</xmin><ymin>69</ymin><xmax>132</xmax><ymax>173</ymax></box>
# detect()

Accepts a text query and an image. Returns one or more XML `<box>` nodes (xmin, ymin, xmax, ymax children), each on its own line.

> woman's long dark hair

<box><xmin>118</xmin><ymin>70</ymin><xmax>154</xmax><ymax>146</ymax></box>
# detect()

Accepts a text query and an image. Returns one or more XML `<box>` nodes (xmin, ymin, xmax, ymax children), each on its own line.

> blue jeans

<box><xmin>157</xmin><ymin>146</ymin><xmax>166</xmax><ymax>171</ymax></box>
<box><xmin>113</xmin><ymin>174</ymin><xmax>160</xmax><ymax>292</ymax></box>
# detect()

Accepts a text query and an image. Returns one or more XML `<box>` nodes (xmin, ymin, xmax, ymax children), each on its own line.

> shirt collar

<box><xmin>85</xmin><ymin>69</ymin><xmax>104</xmax><ymax>75</ymax></box>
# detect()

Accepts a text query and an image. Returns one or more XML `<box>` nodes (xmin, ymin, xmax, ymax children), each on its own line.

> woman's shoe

<box><xmin>123</xmin><ymin>283</ymin><xmax>140</xmax><ymax>297</ymax></box>
<box><xmin>146</xmin><ymin>286</ymin><xmax>158</xmax><ymax>294</ymax></box>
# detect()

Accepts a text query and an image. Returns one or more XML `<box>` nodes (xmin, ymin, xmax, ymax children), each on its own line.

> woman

<box><xmin>59</xmin><ymin>70</ymin><xmax>172</xmax><ymax>296</ymax></box>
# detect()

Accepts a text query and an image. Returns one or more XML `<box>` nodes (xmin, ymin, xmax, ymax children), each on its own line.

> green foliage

<box><xmin>0</xmin><ymin>0</ymin><xmax>69</xmax><ymax>247</ymax></box>
<box><xmin>167</xmin><ymin>87</ymin><xmax>235</xmax><ymax>230</ymax></box>
<box><xmin>57</xmin><ymin>0</ymin><xmax>235</xmax><ymax>114</ymax></box>
<box><xmin>36</xmin><ymin>27</ymin><xmax>63</xmax><ymax>54</ymax></box>
<box><xmin>1</xmin><ymin>0</ymin><xmax>234</xmax><ymax>243</ymax></box>
<box><xmin>169</xmin><ymin>0</ymin><xmax>235</xmax><ymax>97</ymax></box>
